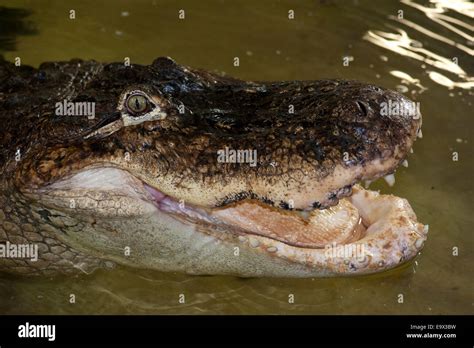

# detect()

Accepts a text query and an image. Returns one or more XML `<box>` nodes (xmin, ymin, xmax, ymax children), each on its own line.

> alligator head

<box><xmin>0</xmin><ymin>57</ymin><xmax>427</xmax><ymax>277</ymax></box>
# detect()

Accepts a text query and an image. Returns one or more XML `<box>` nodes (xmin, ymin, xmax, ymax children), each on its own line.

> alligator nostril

<box><xmin>356</xmin><ymin>101</ymin><xmax>368</xmax><ymax>116</ymax></box>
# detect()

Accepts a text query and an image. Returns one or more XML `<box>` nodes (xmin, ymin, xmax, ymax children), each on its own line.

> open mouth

<box><xmin>38</xmin><ymin>149</ymin><xmax>428</xmax><ymax>277</ymax></box>
<box><xmin>140</xmin><ymin>171</ymin><xmax>428</xmax><ymax>275</ymax></box>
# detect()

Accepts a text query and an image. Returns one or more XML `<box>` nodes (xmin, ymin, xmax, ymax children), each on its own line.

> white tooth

<box><xmin>364</xmin><ymin>180</ymin><xmax>372</xmax><ymax>188</ymax></box>
<box><xmin>423</xmin><ymin>225</ymin><xmax>429</xmax><ymax>235</ymax></box>
<box><xmin>410</xmin><ymin>148</ymin><xmax>414</xmax><ymax>154</ymax></box>
<box><xmin>417</xmin><ymin>129</ymin><xmax>423</xmax><ymax>138</ymax></box>
<box><xmin>415</xmin><ymin>238</ymin><xmax>424</xmax><ymax>249</ymax></box>
<box><xmin>402</xmin><ymin>160</ymin><xmax>408</xmax><ymax>167</ymax></box>
<box><xmin>383</xmin><ymin>174</ymin><xmax>395</xmax><ymax>187</ymax></box>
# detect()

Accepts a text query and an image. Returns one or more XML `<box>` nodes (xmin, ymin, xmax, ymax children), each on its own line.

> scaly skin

<box><xmin>0</xmin><ymin>186</ymin><xmax>103</xmax><ymax>275</ymax></box>
<box><xmin>0</xmin><ymin>57</ymin><xmax>423</xmax><ymax>276</ymax></box>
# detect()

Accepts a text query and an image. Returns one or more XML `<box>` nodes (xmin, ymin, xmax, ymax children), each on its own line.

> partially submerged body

<box><xmin>0</xmin><ymin>57</ymin><xmax>426</xmax><ymax>277</ymax></box>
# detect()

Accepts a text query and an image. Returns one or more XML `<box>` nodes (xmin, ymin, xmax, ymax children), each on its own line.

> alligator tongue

<box><xmin>212</xmin><ymin>199</ymin><xmax>365</xmax><ymax>248</ymax></box>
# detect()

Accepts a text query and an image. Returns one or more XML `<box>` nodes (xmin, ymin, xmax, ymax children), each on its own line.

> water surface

<box><xmin>0</xmin><ymin>0</ymin><xmax>472</xmax><ymax>314</ymax></box>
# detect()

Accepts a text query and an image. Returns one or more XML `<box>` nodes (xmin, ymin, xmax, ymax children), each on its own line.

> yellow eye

<box><xmin>126</xmin><ymin>94</ymin><xmax>149</xmax><ymax>115</ymax></box>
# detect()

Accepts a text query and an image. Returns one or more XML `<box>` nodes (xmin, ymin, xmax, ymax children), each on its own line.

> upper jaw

<box><xmin>126</xmin><ymin>80</ymin><xmax>422</xmax><ymax>211</ymax></box>
<box><xmin>16</xmin><ymin>76</ymin><xmax>421</xmax><ymax>213</ymax></box>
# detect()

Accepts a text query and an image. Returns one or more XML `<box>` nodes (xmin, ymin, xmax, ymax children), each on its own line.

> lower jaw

<box><xmin>37</xmin><ymin>166</ymin><xmax>427</xmax><ymax>276</ymax></box>
<box><xmin>144</xmin><ymin>184</ymin><xmax>428</xmax><ymax>276</ymax></box>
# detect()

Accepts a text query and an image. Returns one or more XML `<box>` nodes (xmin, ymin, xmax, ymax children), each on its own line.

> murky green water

<box><xmin>0</xmin><ymin>0</ymin><xmax>472</xmax><ymax>314</ymax></box>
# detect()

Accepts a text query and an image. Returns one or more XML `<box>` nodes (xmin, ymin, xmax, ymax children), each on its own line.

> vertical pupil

<box><xmin>135</xmin><ymin>98</ymin><xmax>140</xmax><ymax>110</ymax></box>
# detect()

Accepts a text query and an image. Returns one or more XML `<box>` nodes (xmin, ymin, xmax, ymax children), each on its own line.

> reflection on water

<box><xmin>364</xmin><ymin>28</ymin><xmax>467</xmax><ymax>76</ymax></box>
<box><xmin>0</xmin><ymin>0</ymin><xmax>472</xmax><ymax>315</ymax></box>
<box><xmin>428</xmin><ymin>70</ymin><xmax>474</xmax><ymax>89</ymax></box>
<box><xmin>0</xmin><ymin>6</ymin><xmax>36</xmax><ymax>52</ymax></box>
<box><xmin>364</xmin><ymin>0</ymin><xmax>473</xmax><ymax>90</ymax></box>
<box><xmin>390</xmin><ymin>70</ymin><xmax>428</xmax><ymax>91</ymax></box>
<box><xmin>0</xmin><ymin>262</ymin><xmax>427</xmax><ymax>314</ymax></box>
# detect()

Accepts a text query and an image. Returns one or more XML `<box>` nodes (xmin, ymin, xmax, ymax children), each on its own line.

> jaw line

<box><xmin>142</xmin><ymin>179</ymin><xmax>427</xmax><ymax>275</ymax></box>
<box><xmin>38</xmin><ymin>165</ymin><xmax>427</xmax><ymax>275</ymax></box>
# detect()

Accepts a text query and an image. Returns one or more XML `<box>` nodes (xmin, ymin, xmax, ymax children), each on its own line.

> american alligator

<box><xmin>0</xmin><ymin>56</ymin><xmax>427</xmax><ymax>277</ymax></box>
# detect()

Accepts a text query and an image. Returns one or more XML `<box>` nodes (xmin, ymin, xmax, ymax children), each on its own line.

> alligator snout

<box><xmin>0</xmin><ymin>57</ymin><xmax>425</xmax><ymax>277</ymax></box>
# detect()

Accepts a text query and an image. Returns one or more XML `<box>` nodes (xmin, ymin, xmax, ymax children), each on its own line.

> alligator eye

<box><xmin>126</xmin><ymin>94</ymin><xmax>149</xmax><ymax>115</ymax></box>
